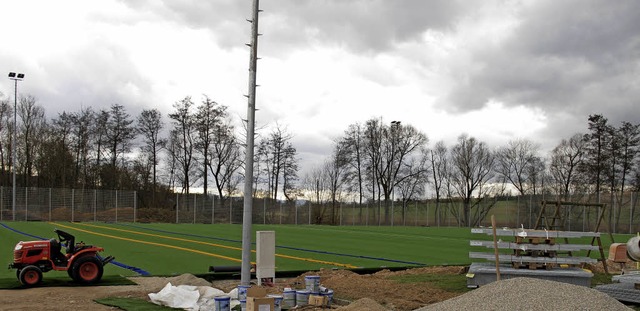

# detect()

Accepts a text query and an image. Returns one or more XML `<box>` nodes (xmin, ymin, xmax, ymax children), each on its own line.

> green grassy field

<box><xmin>1</xmin><ymin>221</ymin><xmax>634</xmax><ymax>281</ymax></box>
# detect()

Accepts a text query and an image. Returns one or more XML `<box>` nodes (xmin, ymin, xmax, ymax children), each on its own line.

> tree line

<box><xmin>1</xmin><ymin>91</ymin><xmax>638</xmax><ymax>228</ymax></box>
<box><xmin>0</xmin><ymin>93</ymin><xmax>297</xmax><ymax>209</ymax></box>
<box><xmin>304</xmin><ymin>114</ymin><xmax>640</xmax><ymax>228</ymax></box>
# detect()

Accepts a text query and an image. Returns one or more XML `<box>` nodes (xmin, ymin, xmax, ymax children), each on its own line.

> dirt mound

<box><xmin>166</xmin><ymin>273</ymin><xmax>212</xmax><ymax>287</ymax></box>
<box><xmin>283</xmin><ymin>267</ymin><xmax>462</xmax><ymax>311</ymax></box>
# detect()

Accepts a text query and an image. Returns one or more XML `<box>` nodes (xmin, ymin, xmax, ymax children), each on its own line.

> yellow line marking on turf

<box><xmin>51</xmin><ymin>222</ymin><xmax>242</xmax><ymax>263</ymax></box>
<box><xmin>55</xmin><ymin>222</ymin><xmax>358</xmax><ymax>268</ymax></box>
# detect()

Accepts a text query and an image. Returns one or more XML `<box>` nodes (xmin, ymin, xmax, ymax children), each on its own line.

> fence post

<box><xmin>263</xmin><ymin>197</ymin><xmax>266</xmax><ymax>225</ymax></box>
<box><xmin>212</xmin><ymin>195</ymin><xmax>215</xmax><ymax>225</ymax></box>
<box><xmin>94</xmin><ymin>189</ymin><xmax>97</xmax><ymax>222</ymax></box>
<box><xmin>71</xmin><ymin>188</ymin><xmax>74</xmax><ymax>222</ymax></box>
<box><xmin>176</xmin><ymin>193</ymin><xmax>179</xmax><ymax>224</ymax></box>
<box><xmin>115</xmin><ymin>190</ymin><xmax>118</xmax><ymax>223</ymax></box>
<box><xmin>133</xmin><ymin>191</ymin><xmax>137</xmax><ymax>223</ymax></box>
<box><xmin>48</xmin><ymin>188</ymin><xmax>52</xmax><ymax>222</ymax></box>
<box><xmin>193</xmin><ymin>193</ymin><xmax>197</xmax><ymax>224</ymax></box>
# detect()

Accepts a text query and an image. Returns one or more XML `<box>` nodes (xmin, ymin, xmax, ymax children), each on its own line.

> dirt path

<box><xmin>0</xmin><ymin>266</ymin><xmax>467</xmax><ymax>311</ymax></box>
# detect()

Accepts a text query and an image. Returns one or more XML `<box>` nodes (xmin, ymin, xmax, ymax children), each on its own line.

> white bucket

<box><xmin>283</xmin><ymin>288</ymin><xmax>296</xmax><ymax>308</ymax></box>
<box><xmin>320</xmin><ymin>289</ymin><xmax>334</xmax><ymax>306</ymax></box>
<box><xmin>268</xmin><ymin>294</ymin><xmax>283</xmax><ymax>311</ymax></box>
<box><xmin>296</xmin><ymin>289</ymin><xmax>310</xmax><ymax>306</ymax></box>
<box><xmin>237</xmin><ymin>285</ymin><xmax>251</xmax><ymax>301</ymax></box>
<box><xmin>305</xmin><ymin>275</ymin><xmax>320</xmax><ymax>293</ymax></box>
<box><xmin>213</xmin><ymin>296</ymin><xmax>231</xmax><ymax>311</ymax></box>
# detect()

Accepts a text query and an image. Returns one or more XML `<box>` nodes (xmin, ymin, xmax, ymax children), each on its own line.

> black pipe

<box><xmin>209</xmin><ymin>265</ymin><xmax>242</xmax><ymax>273</ymax></box>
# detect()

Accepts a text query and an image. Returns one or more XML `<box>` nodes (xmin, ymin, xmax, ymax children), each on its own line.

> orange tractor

<box><xmin>9</xmin><ymin>229</ymin><xmax>114</xmax><ymax>286</ymax></box>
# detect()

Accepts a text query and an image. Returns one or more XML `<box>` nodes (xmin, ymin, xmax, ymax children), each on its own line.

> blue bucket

<box><xmin>268</xmin><ymin>294</ymin><xmax>283</xmax><ymax>311</ymax></box>
<box><xmin>296</xmin><ymin>289</ymin><xmax>310</xmax><ymax>306</ymax></box>
<box><xmin>213</xmin><ymin>295</ymin><xmax>231</xmax><ymax>311</ymax></box>
<box><xmin>305</xmin><ymin>275</ymin><xmax>321</xmax><ymax>293</ymax></box>
<box><xmin>237</xmin><ymin>285</ymin><xmax>251</xmax><ymax>301</ymax></box>
<box><xmin>283</xmin><ymin>288</ymin><xmax>296</xmax><ymax>308</ymax></box>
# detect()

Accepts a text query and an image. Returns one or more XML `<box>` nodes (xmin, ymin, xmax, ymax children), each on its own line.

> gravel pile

<box><xmin>416</xmin><ymin>277</ymin><xmax>632</xmax><ymax>311</ymax></box>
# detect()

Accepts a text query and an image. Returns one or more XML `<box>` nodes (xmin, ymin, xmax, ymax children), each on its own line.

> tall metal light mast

<box><xmin>241</xmin><ymin>0</ymin><xmax>260</xmax><ymax>285</ymax></box>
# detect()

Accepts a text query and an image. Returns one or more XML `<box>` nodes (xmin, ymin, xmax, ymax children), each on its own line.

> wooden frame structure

<box><xmin>534</xmin><ymin>200</ymin><xmax>609</xmax><ymax>274</ymax></box>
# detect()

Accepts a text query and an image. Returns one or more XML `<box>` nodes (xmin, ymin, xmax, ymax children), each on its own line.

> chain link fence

<box><xmin>0</xmin><ymin>187</ymin><xmax>638</xmax><ymax>234</ymax></box>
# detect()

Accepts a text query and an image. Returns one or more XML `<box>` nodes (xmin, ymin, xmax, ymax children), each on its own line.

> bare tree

<box><xmin>549</xmin><ymin>134</ymin><xmax>586</xmax><ymax>199</ymax></box>
<box><xmin>339</xmin><ymin>122</ymin><xmax>367</xmax><ymax>204</ymax></box>
<box><xmin>301</xmin><ymin>164</ymin><xmax>332</xmax><ymax>224</ymax></box>
<box><xmin>324</xmin><ymin>143</ymin><xmax>350</xmax><ymax>224</ymax></box>
<box><xmin>194</xmin><ymin>96</ymin><xmax>226</xmax><ymax>196</ymax></box>
<box><xmin>396</xmin><ymin>146</ymin><xmax>430</xmax><ymax>224</ymax></box>
<box><xmin>18</xmin><ymin>95</ymin><xmax>47</xmax><ymax>187</ymax></box>
<box><xmin>613</xmin><ymin>121</ymin><xmax>640</xmax><ymax>227</ymax></box>
<box><xmin>209</xmin><ymin>120</ymin><xmax>242</xmax><ymax>201</ymax></box>
<box><xmin>257</xmin><ymin>125</ymin><xmax>298</xmax><ymax>201</ymax></box>
<box><xmin>583</xmin><ymin>114</ymin><xmax>612</xmax><ymax>202</ymax></box>
<box><xmin>137</xmin><ymin>108</ymin><xmax>166</xmax><ymax>191</ymax></box>
<box><xmin>168</xmin><ymin>97</ymin><xmax>197</xmax><ymax>194</ymax></box>
<box><xmin>449</xmin><ymin>134</ymin><xmax>495</xmax><ymax>227</ymax></box>
<box><xmin>377</xmin><ymin>121</ymin><xmax>428</xmax><ymax>224</ymax></box>
<box><xmin>495</xmin><ymin>139</ymin><xmax>540</xmax><ymax>195</ymax></box>
<box><xmin>429</xmin><ymin>140</ymin><xmax>450</xmax><ymax>226</ymax></box>
<box><xmin>0</xmin><ymin>96</ymin><xmax>11</xmax><ymax>186</ymax></box>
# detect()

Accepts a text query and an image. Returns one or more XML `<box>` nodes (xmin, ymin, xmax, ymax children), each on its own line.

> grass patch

<box><xmin>0</xmin><ymin>275</ymin><xmax>135</xmax><ymax>290</ymax></box>
<box><xmin>388</xmin><ymin>273</ymin><xmax>472</xmax><ymax>293</ymax></box>
<box><xmin>95</xmin><ymin>297</ymin><xmax>174</xmax><ymax>310</ymax></box>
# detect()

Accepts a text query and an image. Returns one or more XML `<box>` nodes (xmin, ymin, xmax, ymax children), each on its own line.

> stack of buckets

<box><xmin>294</xmin><ymin>275</ymin><xmax>334</xmax><ymax>308</ymax></box>
<box><xmin>226</xmin><ymin>275</ymin><xmax>333</xmax><ymax>311</ymax></box>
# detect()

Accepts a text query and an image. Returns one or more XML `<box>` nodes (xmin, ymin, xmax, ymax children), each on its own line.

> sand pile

<box><xmin>417</xmin><ymin>277</ymin><xmax>632</xmax><ymax>311</ymax></box>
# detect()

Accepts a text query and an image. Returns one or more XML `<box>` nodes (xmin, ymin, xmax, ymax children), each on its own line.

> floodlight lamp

<box><xmin>8</xmin><ymin>72</ymin><xmax>16</xmax><ymax>78</ymax></box>
<box><xmin>17</xmin><ymin>73</ymin><xmax>24</xmax><ymax>79</ymax></box>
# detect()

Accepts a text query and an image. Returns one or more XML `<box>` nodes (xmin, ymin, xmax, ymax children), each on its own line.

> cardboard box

<box><xmin>609</xmin><ymin>243</ymin><xmax>628</xmax><ymax>263</ymax></box>
<box><xmin>309</xmin><ymin>294</ymin><xmax>329</xmax><ymax>307</ymax></box>
<box><xmin>246</xmin><ymin>297</ymin><xmax>274</xmax><ymax>311</ymax></box>
<box><xmin>246</xmin><ymin>287</ymin><xmax>274</xmax><ymax>311</ymax></box>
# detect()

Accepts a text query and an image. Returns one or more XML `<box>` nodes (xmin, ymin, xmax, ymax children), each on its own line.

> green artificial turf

<box><xmin>94</xmin><ymin>297</ymin><xmax>175</xmax><ymax>310</ymax></box>
<box><xmin>1</xmin><ymin>221</ymin><xmax>634</xmax><ymax>279</ymax></box>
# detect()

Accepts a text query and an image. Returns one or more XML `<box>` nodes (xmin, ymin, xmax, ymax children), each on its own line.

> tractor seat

<box><xmin>50</xmin><ymin>239</ymin><xmax>65</xmax><ymax>265</ymax></box>
<box><xmin>50</xmin><ymin>238</ymin><xmax>61</xmax><ymax>254</ymax></box>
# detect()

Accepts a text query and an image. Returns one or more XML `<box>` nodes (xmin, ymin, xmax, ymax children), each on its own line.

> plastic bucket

<box><xmin>296</xmin><ymin>289</ymin><xmax>310</xmax><ymax>306</ymax></box>
<box><xmin>320</xmin><ymin>289</ymin><xmax>334</xmax><ymax>306</ymax></box>
<box><xmin>305</xmin><ymin>275</ymin><xmax>321</xmax><ymax>293</ymax></box>
<box><xmin>283</xmin><ymin>288</ymin><xmax>296</xmax><ymax>308</ymax></box>
<box><xmin>237</xmin><ymin>285</ymin><xmax>251</xmax><ymax>301</ymax></box>
<box><xmin>213</xmin><ymin>296</ymin><xmax>231</xmax><ymax>311</ymax></box>
<box><xmin>268</xmin><ymin>294</ymin><xmax>283</xmax><ymax>311</ymax></box>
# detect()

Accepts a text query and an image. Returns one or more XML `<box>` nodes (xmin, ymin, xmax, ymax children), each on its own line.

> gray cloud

<box><xmin>441</xmin><ymin>0</ymin><xmax>640</xmax><ymax>140</ymax></box>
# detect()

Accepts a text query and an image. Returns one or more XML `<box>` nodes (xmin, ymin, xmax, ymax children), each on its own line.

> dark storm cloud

<box><xmin>443</xmin><ymin>0</ymin><xmax>640</xmax><ymax>129</ymax></box>
<box><xmin>261</xmin><ymin>0</ymin><xmax>464</xmax><ymax>54</ymax></box>
<box><xmin>118</xmin><ymin>0</ymin><xmax>464</xmax><ymax>54</ymax></box>
<box><xmin>34</xmin><ymin>40</ymin><xmax>151</xmax><ymax>117</ymax></box>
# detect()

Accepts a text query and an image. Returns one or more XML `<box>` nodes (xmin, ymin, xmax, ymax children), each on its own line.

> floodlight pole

<box><xmin>8</xmin><ymin>72</ymin><xmax>24</xmax><ymax>222</ymax></box>
<box><xmin>241</xmin><ymin>0</ymin><xmax>260</xmax><ymax>286</ymax></box>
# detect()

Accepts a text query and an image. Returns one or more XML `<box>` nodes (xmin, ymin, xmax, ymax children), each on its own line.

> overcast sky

<box><xmin>1</xmin><ymin>0</ymin><xmax>639</xmax><ymax>176</ymax></box>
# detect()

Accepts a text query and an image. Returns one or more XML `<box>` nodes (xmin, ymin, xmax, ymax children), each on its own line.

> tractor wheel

<box><xmin>19</xmin><ymin>265</ymin><xmax>43</xmax><ymax>287</ymax></box>
<box><xmin>72</xmin><ymin>256</ymin><xmax>103</xmax><ymax>284</ymax></box>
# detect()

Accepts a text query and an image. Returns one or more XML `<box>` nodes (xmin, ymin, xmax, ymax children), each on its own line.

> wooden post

<box><xmin>491</xmin><ymin>215</ymin><xmax>501</xmax><ymax>281</ymax></box>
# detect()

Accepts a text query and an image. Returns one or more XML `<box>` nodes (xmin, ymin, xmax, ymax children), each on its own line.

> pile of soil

<box><xmin>0</xmin><ymin>265</ymin><xmax>631</xmax><ymax>310</ymax></box>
